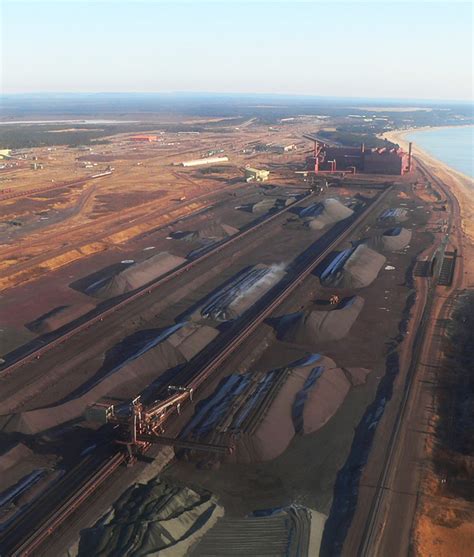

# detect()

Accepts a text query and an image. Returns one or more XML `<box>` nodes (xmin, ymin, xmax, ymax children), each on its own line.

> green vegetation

<box><xmin>0</xmin><ymin>124</ymin><xmax>129</xmax><ymax>149</ymax></box>
<box><xmin>435</xmin><ymin>292</ymin><xmax>474</xmax><ymax>500</ymax></box>
<box><xmin>0</xmin><ymin>118</ymin><xmax>241</xmax><ymax>150</ymax></box>
<box><xmin>317</xmin><ymin>130</ymin><xmax>396</xmax><ymax>149</ymax></box>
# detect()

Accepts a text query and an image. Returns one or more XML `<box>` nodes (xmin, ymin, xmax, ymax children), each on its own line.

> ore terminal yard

<box><xmin>0</xmin><ymin>119</ymin><xmax>462</xmax><ymax>557</ymax></box>
<box><xmin>0</xmin><ymin>184</ymin><xmax>391</xmax><ymax>556</ymax></box>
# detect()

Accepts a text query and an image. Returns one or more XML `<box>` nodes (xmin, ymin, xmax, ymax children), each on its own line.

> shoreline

<box><xmin>382</xmin><ymin>128</ymin><xmax>474</xmax><ymax>269</ymax></box>
<box><xmin>382</xmin><ymin>125</ymin><xmax>474</xmax><ymax>183</ymax></box>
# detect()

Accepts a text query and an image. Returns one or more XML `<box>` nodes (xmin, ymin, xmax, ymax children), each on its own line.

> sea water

<box><xmin>406</xmin><ymin>126</ymin><xmax>474</xmax><ymax>178</ymax></box>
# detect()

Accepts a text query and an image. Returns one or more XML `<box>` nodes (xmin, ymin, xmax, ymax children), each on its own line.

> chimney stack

<box><xmin>408</xmin><ymin>142</ymin><xmax>413</xmax><ymax>172</ymax></box>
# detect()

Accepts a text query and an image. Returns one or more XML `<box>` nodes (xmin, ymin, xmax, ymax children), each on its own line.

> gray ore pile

<box><xmin>0</xmin><ymin>322</ymin><xmax>218</xmax><ymax>435</ymax></box>
<box><xmin>190</xmin><ymin>264</ymin><xmax>286</xmax><ymax>322</ymax></box>
<box><xmin>179</xmin><ymin>355</ymin><xmax>370</xmax><ymax>464</ymax></box>
<box><xmin>307</xmin><ymin>198</ymin><xmax>354</xmax><ymax>230</ymax></box>
<box><xmin>278</xmin><ymin>296</ymin><xmax>365</xmax><ymax>346</ymax></box>
<box><xmin>321</xmin><ymin>245</ymin><xmax>386</xmax><ymax>289</ymax></box>
<box><xmin>370</xmin><ymin>227</ymin><xmax>412</xmax><ymax>251</ymax></box>
<box><xmin>92</xmin><ymin>252</ymin><xmax>186</xmax><ymax>298</ymax></box>
<box><xmin>77</xmin><ymin>477</ymin><xmax>320</xmax><ymax>557</ymax></box>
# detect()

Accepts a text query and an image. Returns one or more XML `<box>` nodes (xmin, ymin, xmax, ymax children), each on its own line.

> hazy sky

<box><xmin>1</xmin><ymin>1</ymin><xmax>473</xmax><ymax>101</ymax></box>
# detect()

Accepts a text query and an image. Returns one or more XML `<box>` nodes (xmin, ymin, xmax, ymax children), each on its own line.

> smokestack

<box><xmin>408</xmin><ymin>142</ymin><xmax>413</xmax><ymax>172</ymax></box>
<box><xmin>360</xmin><ymin>142</ymin><xmax>365</xmax><ymax>154</ymax></box>
<box><xmin>314</xmin><ymin>141</ymin><xmax>319</xmax><ymax>174</ymax></box>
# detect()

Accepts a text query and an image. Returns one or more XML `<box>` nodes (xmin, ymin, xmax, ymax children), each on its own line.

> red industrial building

<box><xmin>304</xmin><ymin>136</ymin><xmax>412</xmax><ymax>176</ymax></box>
<box><xmin>363</xmin><ymin>146</ymin><xmax>409</xmax><ymax>175</ymax></box>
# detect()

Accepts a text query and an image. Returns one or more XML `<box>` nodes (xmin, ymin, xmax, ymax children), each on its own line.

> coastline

<box><xmin>383</xmin><ymin>127</ymin><xmax>474</xmax><ymax>556</ymax></box>
<box><xmin>382</xmin><ymin>128</ymin><xmax>474</xmax><ymax>265</ymax></box>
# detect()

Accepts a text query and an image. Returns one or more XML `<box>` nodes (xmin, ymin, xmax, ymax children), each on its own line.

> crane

<box><xmin>86</xmin><ymin>388</ymin><xmax>233</xmax><ymax>463</ymax></box>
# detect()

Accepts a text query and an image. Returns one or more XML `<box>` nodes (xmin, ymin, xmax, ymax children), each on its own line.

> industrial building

<box><xmin>304</xmin><ymin>136</ymin><xmax>412</xmax><ymax>176</ymax></box>
<box><xmin>245</xmin><ymin>167</ymin><xmax>270</xmax><ymax>182</ymax></box>
<box><xmin>253</xmin><ymin>143</ymin><xmax>297</xmax><ymax>154</ymax></box>
<box><xmin>178</xmin><ymin>156</ymin><xmax>229</xmax><ymax>167</ymax></box>
<box><xmin>363</xmin><ymin>147</ymin><xmax>409</xmax><ymax>175</ymax></box>
<box><xmin>266</xmin><ymin>143</ymin><xmax>297</xmax><ymax>154</ymax></box>
<box><xmin>277</xmin><ymin>143</ymin><xmax>297</xmax><ymax>153</ymax></box>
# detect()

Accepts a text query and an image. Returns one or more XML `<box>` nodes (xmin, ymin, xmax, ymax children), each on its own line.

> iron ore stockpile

<box><xmin>284</xmin><ymin>198</ymin><xmax>354</xmax><ymax>232</ymax></box>
<box><xmin>378</xmin><ymin>207</ymin><xmax>408</xmax><ymax>223</ymax></box>
<box><xmin>77</xmin><ymin>478</ymin><xmax>224</xmax><ymax>557</ymax></box>
<box><xmin>190</xmin><ymin>505</ymin><xmax>319</xmax><ymax>557</ymax></box>
<box><xmin>0</xmin><ymin>322</ymin><xmax>219</xmax><ymax>435</ymax></box>
<box><xmin>236</xmin><ymin>196</ymin><xmax>295</xmax><ymax>214</ymax></box>
<box><xmin>26</xmin><ymin>303</ymin><xmax>96</xmax><ymax>334</ymax></box>
<box><xmin>0</xmin><ymin>444</ymin><xmax>60</xmax><ymax>532</ymax></box>
<box><xmin>190</xmin><ymin>264</ymin><xmax>287</xmax><ymax>322</ymax></box>
<box><xmin>304</xmin><ymin>198</ymin><xmax>354</xmax><ymax>230</ymax></box>
<box><xmin>369</xmin><ymin>226</ymin><xmax>412</xmax><ymax>252</ymax></box>
<box><xmin>0</xmin><ymin>120</ymin><xmax>439</xmax><ymax>557</ymax></box>
<box><xmin>90</xmin><ymin>252</ymin><xmax>186</xmax><ymax>298</ymax></box>
<box><xmin>318</xmin><ymin>244</ymin><xmax>386</xmax><ymax>289</ymax></box>
<box><xmin>167</xmin><ymin>222</ymin><xmax>238</xmax><ymax>243</ymax></box>
<box><xmin>77</xmin><ymin>477</ymin><xmax>317</xmax><ymax>557</ymax></box>
<box><xmin>276</xmin><ymin>296</ymin><xmax>365</xmax><ymax>345</ymax></box>
<box><xmin>178</xmin><ymin>354</ymin><xmax>369</xmax><ymax>464</ymax></box>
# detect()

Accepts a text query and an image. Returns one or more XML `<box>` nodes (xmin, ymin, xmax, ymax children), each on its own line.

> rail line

<box><xmin>0</xmin><ymin>451</ymin><xmax>124</xmax><ymax>557</ymax></box>
<box><xmin>0</xmin><ymin>172</ymin><xmax>112</xmax><ymax>202</ymax></box>
<box><xmin>356</xmin><ymin>157</ymin><xmax>461</xmax><ymax>556</ymax></box>
<box><xmin>0</xmin><ymin>185</ymin><xmax>391</xmax><ymax>556</ymax></box>
<box><xmin>0</xmin><ymin>190</ymin><xmax>312</xmax><ymax>376</ymax></box>
<box><xmin>125</xmin><ymin>185</ymin><xmax>393</xmax><ymax>433</ymax></box>
<box><xmin>0</xmin><ymin>171</ymin><xmax>258</xmax><ymax>268</ymax></box>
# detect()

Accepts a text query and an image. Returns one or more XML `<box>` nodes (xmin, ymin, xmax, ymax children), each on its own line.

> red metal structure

<box><xmin>304</xmin><ymin>135</ymin><xmax>411</xmax><ymax>176</ymax></box>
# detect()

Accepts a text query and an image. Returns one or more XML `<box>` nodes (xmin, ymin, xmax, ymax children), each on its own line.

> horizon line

<box><xmin>1</xmin><ymin>91</ymin><xmax>473</xmax><ymax>105</ymax></box>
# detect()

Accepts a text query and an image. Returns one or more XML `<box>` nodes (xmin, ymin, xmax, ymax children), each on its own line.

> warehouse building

<box><xmin>245</xmin><ymin>167</ymin><xmax>270</xmax><ymax>182</ymax></box>
<box><xmin>178</xmin><ymin>156</ymin><xmax>229</xmax><ymax>167</ymax></box>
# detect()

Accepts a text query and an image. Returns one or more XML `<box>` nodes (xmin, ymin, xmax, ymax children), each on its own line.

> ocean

<box><xmin>406</xmin><ymin>126</ymin><xmax>474</xmax><ymax>178</ymax></box>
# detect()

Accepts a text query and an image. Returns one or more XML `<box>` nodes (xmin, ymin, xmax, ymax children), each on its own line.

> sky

<box><xmin>1</xmin><ymin>1</ymin><xmax>473</xmax><ymax>101</ymax></box>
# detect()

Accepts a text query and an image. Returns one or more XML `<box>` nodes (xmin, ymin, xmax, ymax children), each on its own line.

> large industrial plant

<box><xmin>304</xmin><ymin>135</ymin><xmax>413</xmax><ymax>175</ymax></box>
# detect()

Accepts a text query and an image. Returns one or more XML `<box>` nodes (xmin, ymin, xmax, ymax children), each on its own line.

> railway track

<box><xmin>0</xmin><ymin>185</ymin><xmax>391</xmax><ymax>556</ymax></box>
<box><xmin>128</xmin><ymin>186</ymin><xmax>392</xmax><ymax>429</ymax></box>
<box><xmin>356</xmin><ymin>157</ymin><xmax>462</xmax><ymax>556</ymax></box>
<box><xmin>0</xmin><ymin>450</ymin><xmax>124</xmax><ymax>557</ymax></box>
<box><xmin>0</xmin><ymin>173</ymin><xmax>256</xmax><ymax>271</ymax></box>
<box><xmin>0</xmin><ymin>189</ymin><xmax>313</xmax><ymax>376</ymax></box>
<box><xmin>0</xmin><ymin>172</ymin><xmax>111</xmax><ymax>202</ymax></box>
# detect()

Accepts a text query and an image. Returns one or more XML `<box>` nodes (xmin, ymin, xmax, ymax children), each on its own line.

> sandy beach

<box><xmin>383</xmin><ymin>127</ymin><xmax>474</xmax><ymax>286</ymax></box>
